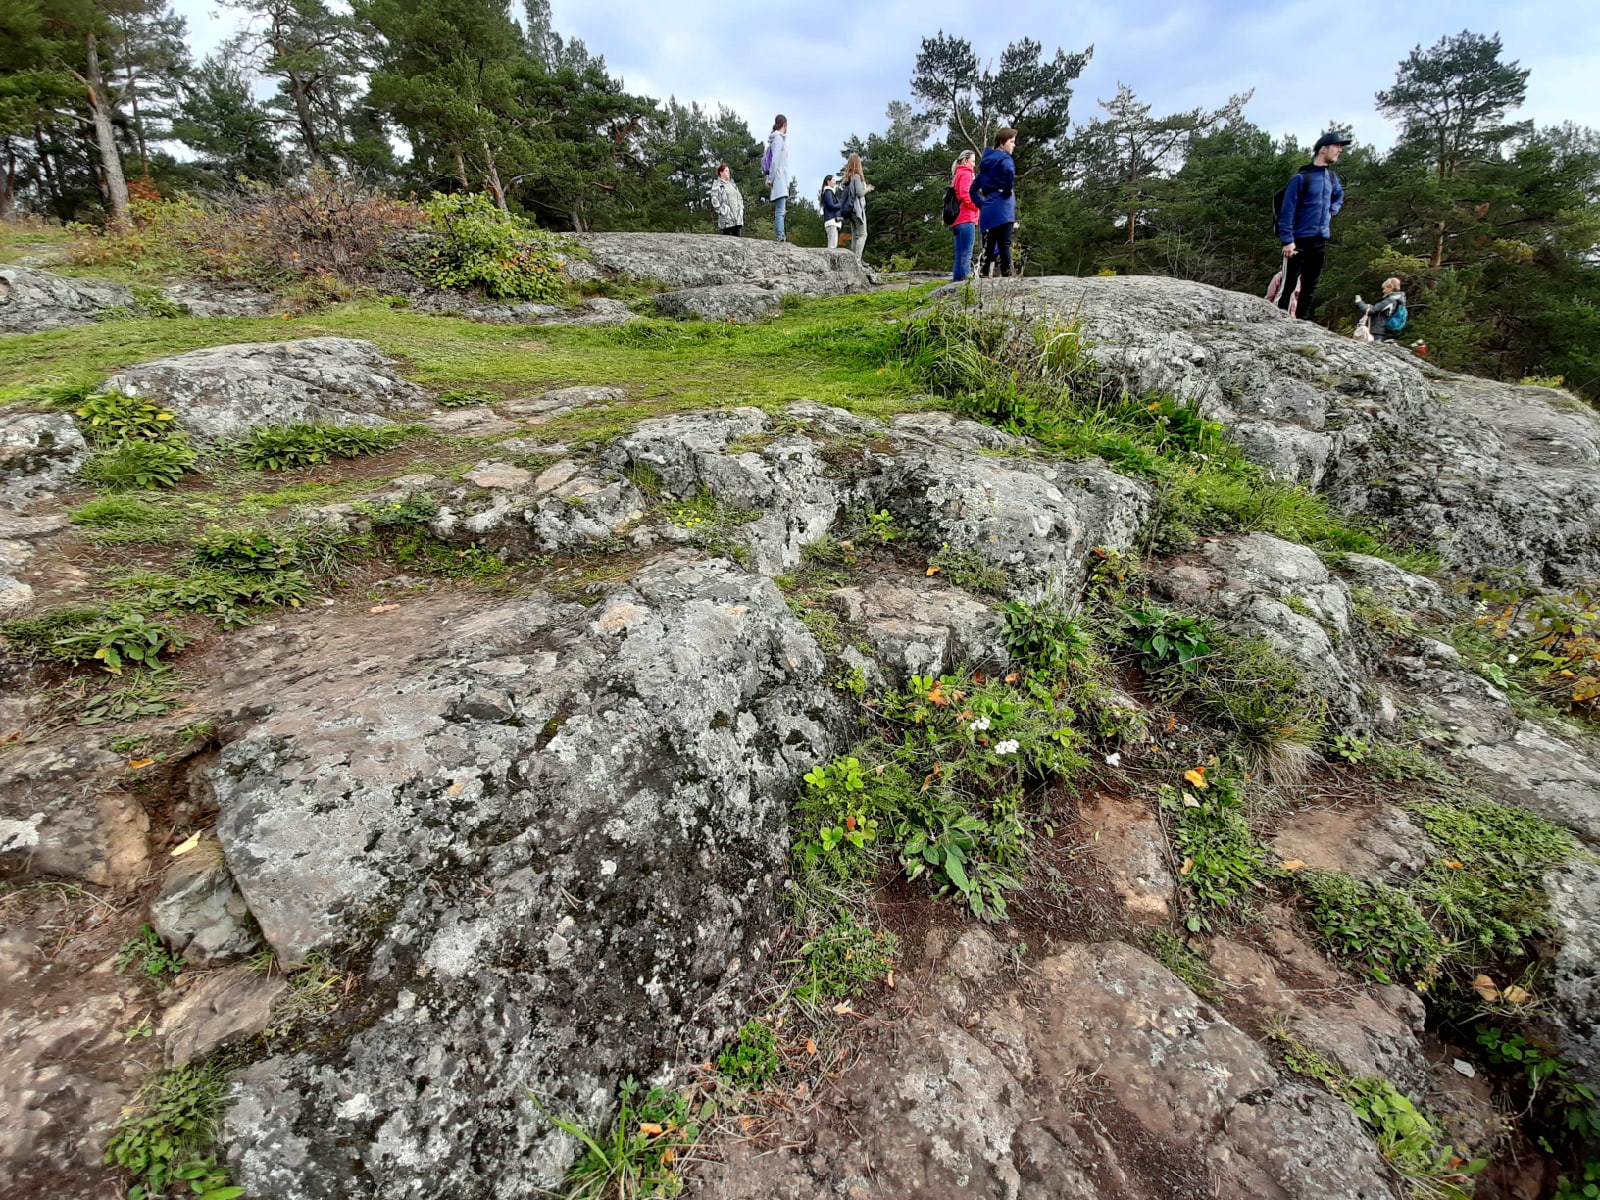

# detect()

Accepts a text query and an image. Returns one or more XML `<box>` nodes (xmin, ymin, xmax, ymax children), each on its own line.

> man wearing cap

<box><xmin>1276</xmin><ymin>131</ymin><xmax>1349</xmax><ymax>322</ymax></box>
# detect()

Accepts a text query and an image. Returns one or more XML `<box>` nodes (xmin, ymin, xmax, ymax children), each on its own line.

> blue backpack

<box><xmin>1385</xmin><ymin>302</ymin><xmax>1408</xmax><ymax>333</ymax></box>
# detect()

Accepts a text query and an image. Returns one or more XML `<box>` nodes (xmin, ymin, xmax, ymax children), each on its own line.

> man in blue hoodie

<box><xmin>1276</xmin><ymin>131</ymin><xmax>1349</xmax><ymax>321</ymax></box>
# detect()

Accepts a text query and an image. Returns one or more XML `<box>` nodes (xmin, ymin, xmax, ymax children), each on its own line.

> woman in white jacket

<box><xmin>710</xmin><ymin>163</ymin><xmax>744</xmax><ymax>236</ymax></box>
<box><xmin>764</xmin><ymin>115</ymin><xmax>790</xmax><ymax>242</ymax></box>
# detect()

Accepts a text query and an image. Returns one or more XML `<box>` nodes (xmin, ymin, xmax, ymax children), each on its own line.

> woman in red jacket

<box><xmin>950</xmin><ymin>150</ymin><xmax>980</xmax><ymax>281</ymax></box>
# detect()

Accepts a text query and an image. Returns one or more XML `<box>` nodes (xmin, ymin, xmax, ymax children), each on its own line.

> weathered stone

<box><xmin>407</xmin><ymin>293</ymin><xmax>638</xmax><ymax>327</ymax></box>
<box><xmin>506</xmin><ymin>386</ymin><xmax>627</xmax><ymax>418</ymax></box>
<box><xmin>214</xmin><ymin>556</ymin><xmax>836</xmax><ymax>1199</ymax></box>
<box><xmin>462</xmin><ymin>461</ymin><xmax>533</xmax><ymax>491</ymax></box>
<box><xmin>1076</xmin><ymin>789</ymin><xmax>1175</xmax><ymax>922</ymax></box>
<box><xmin>159</xmin><ymin>282</ymin><xmax>276</xmax><ymax>317</ymax></box>
<box><xmin>1547</xmin><ymin>861</ymin><xmax>1600</xmax><ymax>1086</ymax></box>
<box><xmin>159</xmin><ymin>966</ymin><xmax>287</xmax><ymax>1067</ymax></box>
<box><xmin>0</xmin><ymin>266</ymin><xmax>133</xmax><ymax>333</ymax></box>
<box><xmin>97</xmin><ymin>338</ymin><xmax>433</xmax><ymax>444</ymax></box>
<box><xmin>150</xmin><ymin>848</ymin><xmax>263</xmax><ymax>965</ymax></box>
<box><xmin>0</xmin><ymin>742</ymin><xmax>148</xmax><ymax>888</ymax></box>
<box><xmin>0</xmin><ymin>411</ymin><xmax>89</xmax><ymax>507</ymax></box>
<box><xmin>654</xmin><ymin>282</ymin><xmax>780</xmax><ymax>323</ymax></box>
<box><xmin>1270</xmin><ymin>801</ymin><xmax>1432</xmax><ymax>886</ymax></box>
<box><xmin>573</xmin><ymin>233</ymin><xmax>871</xmax><ymax>297</ymax></box>
<box><xmin>827</xmin><ymin>577</ymin><xmax>1008</xmax><ymax>682</ymax></box>
<box><xmin>1338</xmin><ymin>553</ymin><xmax>1450</xmax><ymax>617</ymax></box>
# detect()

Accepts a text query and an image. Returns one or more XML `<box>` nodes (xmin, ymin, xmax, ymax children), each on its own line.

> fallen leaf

<box><xmin>926</xmin><ymin>565</ymin><xmax>942</xmax><ymax>576</ymax></box>
<box><xmin>1180</xmin><ymin>856</ymin><xmax>1195</xmax><ymax>877</ymax></box>
<box><xmin>662</xmin><ymin>1148</ymin><xmax>676</xmax><ymax>1164</ymax></box>
<box><xmin>638</xmin><ymin>1122</ymin><xmax>664</xmax><ymax>1136</ymax></box>
<box><xmin>794</xmin><ymin>1081</ymin><xmax>810</xmax><ymax>1100</ymax></box>
<box><xmin>1279</xmin><ymin>859</ymin><xmax>1305</xmax><ymax>872</ymax></box>
<box><xmin>1005</xmin><ymin>671</ymin><xmax>1020</xmax><ymax>684</ymax></box>
<box><xmin>1472</xmin><ymin>974</ymin><xmax>1500</xmax><ymax>1004</ymax></box>
<box><xmin>448</xmin><ymin>782</ymin><xmax>465</xmax><ymax>795</ymax></box>
<box><xmin>1503</xmin><ymin>985</ymin><xmax>1532</xmax><ymax>1005</ymax></box>
<box><xmin>973</xmin><ymin>672</ymin><xmax>988</xmax><ymax>685</ymax></box>
<box><xmin>170</xmin><ymin>831</ymin><xmax>202</xmax><ymax>857</ymax></box>
<box><xmin>1442</xmin><ymin>859</ymin><xmax>1464</xmax><ymax>869</ymax></box>
<box><xmin>832</xmin><ymin>1003</ymin><xmax>857</xmax><ymax>1015</ymax></box>
<box><xmin>127</xmin><ymin>758</ymin><xmax>154</xmax><ymax>770</ymax></box>
<box><xmin>1166</xmin><ymin>713</ymin><xmax>1177</xmax><ymax>732</ymax></box>
<box><xmin>804</xmin><ymin>1037</ymin><xmax>818</xmax><ymax>1056</ymax></box>
<box><xmin>369</xmin><ymin>603</ymin><xmax>401</xmax><ymax>614</ymax></box>
<box><xmin>1183</xmin><ymin>767</ymin><xmax>1208</xmax><ymax>789</ymax></box>
<box><xmin>1181</xmin><ymin>791</ymin><xmax>1200</xmax><ymax>808</ymax></box>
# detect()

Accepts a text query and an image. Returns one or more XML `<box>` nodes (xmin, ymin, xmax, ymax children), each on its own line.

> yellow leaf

<box><xmin>804</xmin><ymin>1037</ymin><xmax>818</xmax><ymax>1056</ymax></box>
<box><xmin>128</xmin><ymin>758</ymin><xmax>154</xmax><ymax>770</ymax></box>
<box><xmin>832</xmin><ymin>1002</ymin><xmax>857</xmax><ymax>1015</ymax></box>
<box><xmin>662</xmin><ymin>1148</ymin><xmax>676</xmax><ymax>1164</ymax></box>
<box><xmin>1442</xmin><ymin>859</ymin><xmax>1464</xmax><ymax>869</ymax></box>
<box><xmin>369</xmin><ymin>603</ymin><xmax>401</xmax><ymax>614</ymax></box>
<box><xmin>1279</xmin><ymin>859</ymin><xmax>1305</xmax><ymax>871</ymax></box>
<box><xmin>794</xmin><ymin>1080</ymin><xmax>810</xmax><ymax>1100</ymax></box>
<box><xmin>925</xmin><ymin>565</ymin><xmax>942</xmax><ymax>576</ymax></box>
<box><xmin>1503</xmin><ymin>985</ymin><xmax>1532</xmax><ymax>1005</ymax></box>
<box><xmin>638</xmin><ymin>1122</ymin><xmax>664</xmax><ymax>1136</ymax></box>
<box><xmin>1183</xmin><ymin>767</ymin><xmax>1208</xmax><ymax>789</ymax></box>
<box><xmin>1472</xmin><ymin>974</ymin><xmax>1500</xmax><ymax>1004</ymax></box>
<box><xmin>170</xmin><ymin>831</ymin><xmax>202</xmax><ymax>857</ymax></box>
<box><xmin>1180</xmin><ymin>856</ymin><xmax>1194</xmax><ymax>877</ymax></box>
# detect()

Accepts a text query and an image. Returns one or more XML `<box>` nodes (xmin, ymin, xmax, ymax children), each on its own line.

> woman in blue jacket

<box><xmin>972</xmin><ymin>127</ymin><xmax>1017</xmax><ymax>277</ymax></box>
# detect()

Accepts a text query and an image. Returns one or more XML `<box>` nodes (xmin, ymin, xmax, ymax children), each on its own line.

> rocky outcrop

<box><xmin>570</xmin><ymin>233</ymin><xmax>872</xmax><ymax>296</ymax></box>
<box><xmin>0</xmin><ymin>266</ymin><xmax>133</xmax><ymax>333</ymax></box>
<box><xmin>1</xmin><ymin>412</ymin><xmax>88</xmax><ymax>509</ymax></box>
<box><xmin>213</xmin><ymin>556</ymin><xmax>835</xmax><ymax>1198</ymax></box>
<box><xmin>0</xmin><ymin>741</ymin><xmax>150</xmax><ymax>888</ymax></box>
<box><xmin>149</xmin><ymin>848</ymin><xmax>263</xmax><ymax>965</ymax></box>
<box><xmin>654</xmin><ymin>282</ymin><xmax>780</xmax><ymax>323</ymax></box>
<box><xmin>941</xmin><ymin>276</ymin><xmax>1600</xmax><ymax>579</ymax></box>
<box><xmin>407</xmin><ymin>292</ymin><xmax>637</xmax><ymax>326</ymax></box>
<box><xmin>96</xmin><ymin>337</ymin><xmax>434</xmax><ymax>443</ymax></box>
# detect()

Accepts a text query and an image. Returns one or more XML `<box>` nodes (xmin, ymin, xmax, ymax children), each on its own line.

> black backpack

<box><xmin>941</xmin><ymin>185</ymin><xmax>961</xmax><ymax>227</ymax></box>
<box><xmin>1272</xmin><ymin>164</ymin><xmax>1339</xmax><ymax>232</ymax></box>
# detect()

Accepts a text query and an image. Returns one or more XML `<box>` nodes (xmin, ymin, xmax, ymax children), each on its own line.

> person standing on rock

<box><xmin>950</xmin><ymin>149</ymin><xmax>980</xmax><ymax>281</ymax></box>
<box><xmin>764</xmin><ymin>116</ymin><xmax>791</xmax><ymax>242</ymax></box>
<box><xmin>842</xmin><ymin>154</ymin><xmax>872</xmax><ymax>261</ymax></box>
<box><xmin>973</xmin><ymin>128</ymin><xmax>1018</xmax><ymax>277</ymax></box>
<box><xmin>820</xmin><ymin>175</ymin><xmax>844</xmax><ymax>249</ymax></box>
<box><xmin>1275</xmin><ymin>131</ymin><xmax>1348</xmax><ymax>322</ymax></box>
<box><xmin>710</xmin><ymin>164</ymin><xmax>744</xmax><ymax>237</ymax></box>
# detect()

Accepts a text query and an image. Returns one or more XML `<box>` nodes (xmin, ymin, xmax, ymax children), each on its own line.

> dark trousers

<box><xmin>982</xmin><ymin>222</ymin><xmax>1014</xmax><ymax>277</ymax></box>
<box><xmin>1278</xmin><ymin>235</ymin><xmax>1327</xmax><ymax>320</ymax></box>
<box><xmin>719</xmin><ymin>225</ymin><xmax>742</xmax><ymax>237</ymax></box>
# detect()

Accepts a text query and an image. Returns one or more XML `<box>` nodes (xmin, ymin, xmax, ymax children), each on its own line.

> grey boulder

<box><xmin>0</xmin><ymin>265</ymin><xmax>133</xmax><ymax>333</ymax></box>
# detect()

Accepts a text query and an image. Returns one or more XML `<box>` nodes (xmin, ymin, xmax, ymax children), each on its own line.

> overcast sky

<box><xmin>174</xmin><ymin>0</ymin><xmax>1600</xmax><ymax>198</ymax></box>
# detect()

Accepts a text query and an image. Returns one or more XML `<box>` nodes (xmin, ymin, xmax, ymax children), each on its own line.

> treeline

<box><xmin>1</xmin><ymin>2</ymin><xmax>1596</xmax><ymax>395</ymax></box>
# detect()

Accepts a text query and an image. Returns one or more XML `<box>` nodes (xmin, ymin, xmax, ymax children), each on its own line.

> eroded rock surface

<box><xmin>0</xmin><ymin>266</ymin><xmax>133</xmax><ymax>333</ymax></box>
<box><xmin>571</xmin><ymin>233</ymin><xmax>872</xmax><ymax>296</ymax></box>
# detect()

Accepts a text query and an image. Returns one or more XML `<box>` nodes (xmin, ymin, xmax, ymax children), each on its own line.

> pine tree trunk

<box><xmin>482</xmin><ymin>140</ymin><xmax>508</xmax><ymax>211</ymax></box>
<box><xmin>454</xmin><ymin>148</ymin><xmax>470</xmax><ymax>190</ymax></box>
<box><xmin>125</xmin><ymin>58</ymin><xmax>149</xmax><ymax>177</ymax></box>
<box><xmin>0</xmin><ymin>139</ymin><xmax>14</xmax><ymax>220</ymax></box>
<box><xmin>84</xmin><ymin>33</ymin><xmax>130</xmax><ymax>227</ymax></box>
<box><xmin>288</xmin><ymin>73</ymin><xmax>324</xmax><ymax>169</ymax></box>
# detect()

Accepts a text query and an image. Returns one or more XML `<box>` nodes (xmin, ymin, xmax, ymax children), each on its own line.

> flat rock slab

<box><xmin>98</xmin><ymin>337</ymin><xmax>434</xmax><ymax>444</ymax></box>
<box><xmin>828</xmin><ymin>577</ymin><xmax>1007</xmax><ymax>681</ymax></box>
<box><xmin>159</xmin><ymin>966</ymin><xmax>287</xmax><ymax>1067</ymax></box>
<box><xmin>0</xmin><ymin>265</ymin><xmax>133</xmax><ymax>333</ymax></box>
<box><xmin>654</xmin><ymin>283</ymin><xmax>779</xmax><ymax>323</ymax></box>
<box><xmin>572</xmin><ymin>232</ymin><xmax>871</xmax><ymax>296</ymax></box>
<box><xmin>1</xmin><ymin>411</ymin><xmax>88</xmax><ymax>509</ymax></box>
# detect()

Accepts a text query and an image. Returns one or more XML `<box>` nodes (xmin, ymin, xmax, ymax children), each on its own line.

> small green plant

<box><xmin>77</xmin><ymin>671</ymin><xmax>183</xmax><ymax>725</ymax></box>
<box><xmin>237</xmin><ymin>423</ymin><xmax>407</xmax><ymax>471</ymax></box>
<box><xmin>792</xmin><ymin>913</ymin><xmax>898</xmax><ymax>1003</ymax></box>
<box><xmin>1555</xmin><ymin>1161</ymin><xmax>1600</xmax><ymax>1199</ymax></box>
<box><xmin>1330</xmin><ymin>733</ymin><xmax>1369</xmax><ymax>763</ymax></box>
<box><xmin>189</xmin><ymin>525</ymin><xmax>304</xmax><ymax>573</ymax></box>
<box><xmin>48</xmin><ymin>612</ymin><xmax>188</xmax><ymax>674</ymax></box>
<box><xmin>715</xmin><ymin>1020</ymin><xmax>781</xmax><ymax>1090</ymax></box>
<box><xmin>131</xmin><ymin>284</ymin><xmax>188</xmax><ymax>319</ymax></box>
<box><xmin>70</xmin><ymin>495</ymin><xmax>178</xmax><ymax>539</ymax></box>
<box><xmin>1124</xmin><ymin>603</ymin><xmax>1214</xmax><ymax>672</ymax></box>
<box><xmin>1160</xmin><ymin>776</ymin><xmax>1267</xmax><ymax>931</ymax></box>
<box><xmin>1145</xmin><ymin>929</ymin><xmax>1223</xmax><ymax>1002</ymax></box>
<box><xmin>927</xmin><ymin>545</ymin><xmax>1010</xmax><ymax>595</ymax></box>
<box><xmin>436</xmin><ymin>387</ymin><xmax>498</xmax><ymax>408</ymax></box>
<box><xmin>546</xmin><ymin>1076</ymin><xmax>701</xmax><ymax>1200</ymax></box>
<box><xmin>1002</xmin><ymin>599</ymin><xmax>1091</xmax><ymax>676</ymax></box>
<box><xmin>75</xmin><ymin>392</ymin><xmax>179</xmax><ymax>443</ymax></box>
<box><xmin>1474</xmin><ymin>1026</ymin><xmax>1600</xmax><ymax>1146</ymax></box>
<box><xmin>420</xmin><ymin>192</ymin><xmax>569</xmax><ymax>302</ymax></box>
<box><xmin>1297</xmin><ymin>870</ymin><xmax>1444</xmax><ymax>986</ymax></box>
<box><xmin>115</xmin><ymin>924</ymin><xmax>186</xmax><ymax>983</ymax></box>
<box><xmin>864</xmin><ymin>508</ymin><xmax>899</xmax><ymax>544</ymax></box>
<box><xmin>81</xmin><ymin>439</ymin><xmax>197</xmax><ymax>490</ymax></box>
<box><xmin>105</xmin><ymin>1063</ymin><xmax>241</xmax><ymax>1200</ymax></box>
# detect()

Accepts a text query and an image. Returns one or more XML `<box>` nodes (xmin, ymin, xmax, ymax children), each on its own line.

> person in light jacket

<box><xmin>819</xmin><ymin>175</ymin><xmax>843</xmax><ymax>249</ymax></box>
<box><xmin>764</xmin><ymin>115</ymin><xmax>790</xmax><ymax>242</ymax></box>
<box><xmin>841</xmin><ymin>153</ymin><xmax>871</xmax><ymax>261</ymax></box>
<box><xmin>950</xmin><ymin>149</ymin><xmax>979</xmax><ymax>281</ymax></box>
<box><xmin>710</xmin><ymin>163</ymin><xmax>744</xmax><ymax>236</ymax></box>
<box><xmin>973</xmin><ymin>127</ymin><xmax>1017</xmax><ymax>277</ymax></box>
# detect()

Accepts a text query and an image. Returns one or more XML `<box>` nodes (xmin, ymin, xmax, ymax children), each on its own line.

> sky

<box><xmin>173</xmin><ymin>0</ymin><xmax>1600</xmax><ymax>199</ymax></box>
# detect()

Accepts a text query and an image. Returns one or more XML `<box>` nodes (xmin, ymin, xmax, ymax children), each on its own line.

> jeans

<box><xmin>1278</xmin><ymin>235</ymin><xmax>1327</xmax><ymax>320</ymax></box>
<box><xmin>825</xmin><ymin>220</ymin><xmax>839</xmax><ymax>249</ymax></box>
<box><xmin>719</xmin><ymin>225</ymin><xmax>742</xmax><ymax>237</ymax></box>
<box><xmin>981</xmin><ymin>222</ymin><xmax>1014</xmax><ymax>277</ymax></box>
<box><xmin>773</xmin><ymin>196</ymin><xmax>787</xmax><ymax>241</ymax></box>
<box><xmin>850</xmin><ymin>217</ymin><xmax>866</xmax><ymax>260</ymax></box>
<box><xmin>952</xmin><ymin>221</ymin><xmax>976</xmax><ymax>280</ymax></box>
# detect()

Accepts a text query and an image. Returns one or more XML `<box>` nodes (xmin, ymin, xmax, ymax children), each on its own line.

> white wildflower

<box><xmin>970</xmin><ymin>716</ymin><xmax>991</xmax><ymax>732</ymax></box>
<box><xmin>1104</xmin><ymin>751</ymin><xmax>1122</xmax><ymax>767</ymax></box>
<box><xmin>994</xmin><ymin>739</ymin><xmax>1020</xmax><ymax>756</ymax></box>
<box><xmin>1506</xmin><ymin>654</ymin><xmax>1519</xmax><ymax>664</ymax></box>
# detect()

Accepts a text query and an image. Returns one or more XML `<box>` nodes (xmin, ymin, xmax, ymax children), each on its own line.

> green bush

<box><xmin>715</xmin><ymin>1021</ymin><xmax>780</xmax><ymax>1090</ymax></box>
<box><xmin>3</xmin><ymin>608</ymin><xmax>188</xmax><ymax>675</ymax></box>
<box><xmin>189</xmin><ymin>526</ymin><xmax>304</xmax><ymax>573</ymax></box>
<box><xmin>75</xmin><ymin>392</ymin><xmax>180</xmax><ymax>443</ymax></box>
<box><xmin>1297</xmin><ymin>869</ymin><xmax>1444</xmax><ymax>985</ymax></box>
<box><xmin>81</xmin><ymin>439</ymin><xmax>197</xmax><ymax>490</ymax></box>
<box><xmin>1123</xmin><ymin>602</ymin><xmax>1214</xmax><ymax>672</ymax></box>
<box><xmin>793</xmin><ymin>913</ymin><xmax>898</xmax><ymax>1003</ymax></box>
<box><xmin>1002</xmin><ymin>599</ymin><xmax>1092</xmax><ymax>676</ymax></box>
<box><xmin>237</xmin><ymin>423</ymin><xmax>407</xmax><ymax>471</ymax></box>
<box><xmin>419</xmin><ymin>193</ymin><xmax>569</xmax><ymax>302</ymax></box>
<box><xmin>105</xmin><ymin>1063</ymin><xmax>240</xmax><ymax>1200</ymax></box>
<box><xmin>139</xmin><ymin>568</ymin><xmax>314</xmax><ymax>627</ymax></box>
<box><xmin>1160</xmin><ymin>776</ymin><xmax>1267</xmax><ymax>930</ymax></box>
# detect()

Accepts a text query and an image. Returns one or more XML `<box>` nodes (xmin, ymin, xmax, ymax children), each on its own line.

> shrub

<box><xmin>237</xmin><ymin>423</ymin><xmax>407</xmax><ymax>471</ymax></box>
<box><xmin>1123</xmin><ymin>602</ymin><xmax>1214</xmax><ymax>672</ymax></box>
<box><xmin>140</xmin><ymin>568</ymin><xmax>313</xmax><ymax>627</ymax></box>
<box><xmin>1002</xmin><ymin>599</ymin><xmax>1092</xmax><ymax>676</ymax></box>
<box><xmin>81</xmin><ymin>439</ymin><xmax>197</xmax><ymax>490</ymax></box>
<box><xmin>1297</xmin><ymin>869</ymin><xmax>1444</xmax><ymax>985</ymax></box>
<box><xmin>48</xmin><ymin>612</ymin><xmax>188</xmax><ymax>674</ymax></box>
<box><xmin>189</xmin><ymin>526</ymin><xmax>304</xmax><ymax>573</ymax></box>
<box><xmin>419</xmin><ymin>192</ymin><xmax>569</xmax><ymax>302</ymax></box>
<box><xmin>105</xmin><ymin>1063</ymin><xmax>239</xmax><ymax>1200</ymax></box>
<box><xmin>75</xmin><ymin>392</ymin><xmax>179</xmax><ymax>444</ymax></box>
<box><xmin>793</xmin><ymin>914</ymin><xmax>898</xmax><ymax>1003</ymax></box>
<box><xmin>716</xmin><ymin>1021</ymin><xmax>780</xmax><ymax>1090</ymax></box>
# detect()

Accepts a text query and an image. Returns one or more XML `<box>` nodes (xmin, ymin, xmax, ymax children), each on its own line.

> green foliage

<box><xmin>77</xmin><ymin>671</ymin><xmax>184</xmax><ymax>726</ymax></box>
<box><xmin>1475</xmin><ymin>1027</ymin><xmax>1600</xmax><ymax>1144</ymax></box>
<box><xmin>70</xmin><ymin>495</ymin><xmax>179</xmax><ymax>538</ymax></box>
<box><xmin>1556</xmin><ymin>1162</ymin><xmax>1600</xmax><ymax>1200</ymax></box>
<box><xmin>436</xmin><ymin>387</ymin><xmax>497</xmax><ymax>408</ymax></box>
<box><xmin>662</xmin><ymin>488</ymin><xmax>758</xmax><ymax>561</ymax></box>
<box><xmin>236</xmin><ymin>423</ymin><xmax>408</xmax><ymax>471</ymax></box>
<box><xmin>189</xmin><ymin>526</ymin><xmax>304</xmax><ymax>574</ymax></box>
<box><xmin>792</xmin><ymin>913</ymin><xmax>898</xmax><ymax>1003</ymax></box>
<box><xmin>81</xmin><ymin>439</ymin><xmax>198</xmax><ymax>490</ymax></box>
<box><xmin>1330</xmin><ymin>733</ymin><xmax>1369</xmax><ymax>763</ymax></box>
<box><xmin>75</xmin><ymin>392</ymin><xmax>180</xmax><ymax>443</ymax></box>
<box><xmin>715</xmin><ymin>1021</ymin><xmax>780</xmax><ymax>1090</ymax></box>
<box><xmin>548</xmin><ymin>1076</ymin><xmax>701</xmax><ymax>1200</ymax></box>
<box><xmin>864</xmin><ymin>508</ymin><xmax>899</xmax><ymax>544</ymax></box>
<box><xmin>1123</xmin><ymin>602</ymin><xmax>1213</xmax><ymax>672</ymax></box>
<box><xmin>1002</xmin><ymin>599</ymin><xmax>1091</xmax><ymax>676</ymax></box>
<box><xmin>131</xmin><ymin>568</ymin><xmax>314</xmax><ymax>627</ymax></box>
<box><xmin>105</xmin><ymin>1063</ymin><xmax>241</xmax><ymax>1200</ymax></box>
<box><xmin>115</xmin><ymin>924</ymin><xmax>186</xmax><ymax>983</ymax></box>
<box><xmin>1340</xmin><ymin>1076</ymin><xmax>1482</xmax><ymax>1197</ymax></box>
<box><xmin>1160</xmin><ymin>776</ymin><xmax>1267</xmax><ymax>930</ymax></box>
<box><xmin>420</xmin><ymin>193</ymin><xmax>569</xmax><ymax>302</ymax></box>
<box><xmin>20</xmin><ymin>611</ymin><xmax>189</xmax><ymax>675</ymax></box>
<box><xmin>927</xmin><ymin>545</ymin><xmax>1010</xmax><ymax>595</ymax></box>
<box><xmin>1297</xmin><ymin>870</ymin><xmax>1445</xmax><ymax>985</ymax></box>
